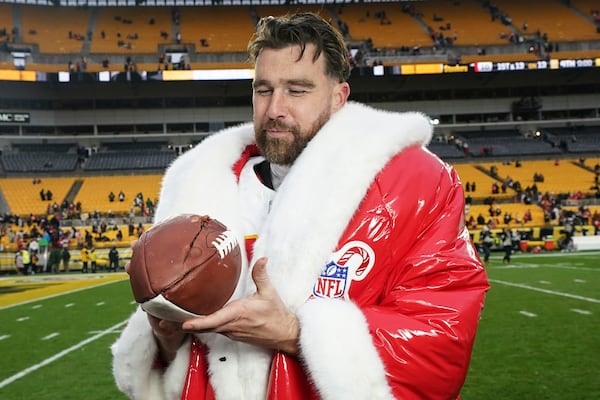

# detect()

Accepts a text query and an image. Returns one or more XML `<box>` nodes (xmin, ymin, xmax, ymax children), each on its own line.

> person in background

<box><xmin>108</xmin><ymin>246</ymin><xmax>120</xmax><ymax>272</ymax></box>
<box><xmin>15</xmin><ymin>251</ymin><xmax>24</xmax><ymax>275</ymax></box>
<box><xmin>89</xmin><ymin>247</ymin><xmax>97</xmax><ymax>273</ymax></box>
<box><xmin>80</xmin><ymin>246</ymin><xmax>89</xmax><ymax>273</ymax></box>
<box><xmin>112</xmin><ymin>12</ymin><xmax>489</xmax><ymax>400</ymax></box>
<box><xmin>21</xmin><ymin>247</ymin><xmax>31</xmax><ymax>275</ymax></box>
<box><xmin>61</xmin><ymin>246</ymin><xmax>71</xmax><ymax>273</ymax></box>
<box><xmin>501</xmin><ymin>227</ymin><xmax>513</xmax><ymax>263</ymax></box>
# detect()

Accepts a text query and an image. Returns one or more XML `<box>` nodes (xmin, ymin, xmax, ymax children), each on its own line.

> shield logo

<box><xmin>313</xmin><ymin>261</ymin><xmax>348</xmax><ymax>299</ymax></box>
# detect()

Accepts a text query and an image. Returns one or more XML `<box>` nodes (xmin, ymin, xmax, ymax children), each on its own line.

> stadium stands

<box><xmin>0</xmin><ymin>176</ymin><xmax>76</xmax><ymax>215</ymax></box>
<box><xmin>92</xmin><ymin>6</ymin><xmax>172</xmax><ymax>54</ymax></box>
<box><xmin>0</xmin><ymin>4</ymin><xmax>13</xmax><ymax>38</ymax></box>
<box><xmin>73</xmin><ymin>174</ymin><xmax>162</xmax><ymax>214</ymax></box>
<box><xmin>491</xmin><ymin>0</ymin><xmax>599</xmax><ymax>42</ymax></box>
<box><xmin>20</xmin><ymin>5</ymin><xmax>92</xmax><ymax>54</ymax></box>
<box><xmin>477</xmin><ymin>159</ymin><xmax>597</xmax><ymax>197</ymax></box>
<box><xmin>82</xmin><ymin>150</ymin><xmax>176</xmax><ymax>171</ymax></box>
<box><xmin>179</xmin><ymin>6</ymin><xmax>255</xmax><ymax>53</ymax></box>
<box><xmin>332</xmin><ymin>2</ymin><xmax>432</xmax><ymax>49</ymax></box>
<box><xmin>413</xmin><ymin>0</ymin><xmax>511</xmax><ymax>47</ymax></box>
<box><xmin>1</xmin><ymin>152</ymin><xmax>79</xmax><ymax>173</ymax></box>
<box><xmin>4</xmin><ymin>0</ymin><xmax>599</xmax><ymax>71</ymax></box>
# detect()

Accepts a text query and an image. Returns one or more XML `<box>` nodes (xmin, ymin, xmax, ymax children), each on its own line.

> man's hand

<box><xmin>181</xmin><ymin>257</ymin><xmax>300</xmax><ymax>355</ymax></box>
<box><xmin>147</xmin><ymin>314</ymin><xmax>188</xmax><ymax>365</ymax></box>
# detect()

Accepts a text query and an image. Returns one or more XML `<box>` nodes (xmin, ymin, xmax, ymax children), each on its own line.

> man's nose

<box><xmin>266</xmin><ymin>90</ymin><xmax>287</xmax><ymax>120</ymax></box>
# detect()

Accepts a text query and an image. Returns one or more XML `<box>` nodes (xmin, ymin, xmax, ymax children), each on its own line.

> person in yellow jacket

<box><xmin>21</xmin><ymin>249</ymin><xmax>31</xmax><ymax>275</ymax></box>
<box><xmin>89</xmin><ymin>248</ymin><xmax>97</xmax><ymax>273</ymax></box>
<box><xmin>81</xmin><ymin>246</ymin><xmax>89</xmax><ymax>273</ymax></box>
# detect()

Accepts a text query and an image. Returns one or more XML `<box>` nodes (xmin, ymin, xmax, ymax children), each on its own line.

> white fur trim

<box><xmin>297</xmin><ymin>298</ymin><xmax>394</xmax><ymax>400</ymax></box>
<box><xmin>163</xmin><ymin>339</ymin><xmax>193</xmax><ymax>399</ymax></box>
<box><xmin>112</xmin><ymin>307</ymin><xmax>189</xmax><ymax>400</ymax></box>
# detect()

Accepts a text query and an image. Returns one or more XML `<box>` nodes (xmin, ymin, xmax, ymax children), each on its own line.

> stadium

<box><xmin>0</xmin><ymin>0</ymin><xmax>599</xmax><ymax>399</ymax></box>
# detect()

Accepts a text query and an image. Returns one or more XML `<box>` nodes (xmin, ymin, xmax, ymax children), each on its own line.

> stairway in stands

<box><xmin>65</xmin><ymin>179</ymin><xmax>84</xmax><ymax>205</ymax></box>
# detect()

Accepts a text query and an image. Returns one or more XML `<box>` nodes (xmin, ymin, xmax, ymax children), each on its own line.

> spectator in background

<box><xmin>48</xmin><ymin>244</ymin><xmax>62</xmax><ymax>273</ymax></box>
<box><xmin>21</xmin><ymin>248</ymin><xmax>31</xmax><ymax>275</ymax></box>
<box><xmin>501</xmin><ymin>227</ymin><xmax>513</xmax><ymax>263</ymax></box>
<box><xmin>15</xmin><ymin>251</ymin><xmax>24</xmax><ymax>275</ymax></box>
<box><xmin>81</xmin><ymin>246</ymin><xmax>89</xmax><ymax>273</ymax></box>
<box><xmin>480</xmin><ymin>225</ymin><xmax>494</xmax><ymax>262</ymax></box>
<box><xmin>109</xmin><ymin>246</ymin><xmax>120</xmax><ymax>272</ymax></box>
<box><xmin>62</xmin><ymin>246</ymin><xmax>71</xmax><ymax>273</ymax></box>
<box><xmin>89</xmin><ymin>248</ymin><xmax>97</xmax><ymax>273</ymax></box>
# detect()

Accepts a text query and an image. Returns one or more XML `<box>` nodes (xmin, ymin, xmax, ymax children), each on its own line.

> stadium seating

<box><xmin>492</xmin><ymin>0</ymin><xmax>599</xmax><ymax>42</ymax></box>
<box><xmin>0</xmin><ymin>4</ymin><xmax>13</xmax><ymax>37</ymax></box>
<box><xmin>477</xmin><ymin>159</ymin><xmax>597</xmax><ymax>196</ymax></box>
<box><xmin>73</xmin><ymin>174</ymin><xmax>162</xmax><ymax>215</ymax></box>
<box><xmin>333</xmin><ymin>3</ymin><xmax>432</xmax><ymax>49</ymax></box>
<box><xmin>82</xmin><ymin>150</ymin><xmax>176</xmax><ymax>171</ymax></box>
<box><xmin>452</xmin><ymin>163</ymin><xmax>512</xmax><ymax>201</ymax></box>
<box><xmin>413</xmin><ymin>0</ymin><xmax>511</xmax><ymax>47</ymax></box>
<box><xmin>20</xmin><ymin>5</ymin><xmax>92</xmax><ymax>54</ymax></box>
<box><xmin>92</xmin><ymin>6</ymin><xmax>172</xmax><ymax>54</ymax></box>
<box><xmin>0</xmin><ymin>153</ymin><xmax>79</xmax><ymax>173</ymax></box>
<box><xmin>544</xmin><ymin>125</ymin><xmax>600</xmax><ymax>154</ymax></box>
<box><xmin>178</xmin><ymin>6</ymin><xmax>255</xmax><ymax>53</ymax></box>
<box><xmin>427</xmin><ymin>142</ymin><xmax>466</xmax><ymax>159</ymax></box>
<box><xmin>0</xmin><ymin>177</ymin><xmax>76</xmax><ymax>216</ymax></box>
<box><xmin>3</xmin><ymin>1</ymin><xmax>599</xmax><ymax>72</ymax></box>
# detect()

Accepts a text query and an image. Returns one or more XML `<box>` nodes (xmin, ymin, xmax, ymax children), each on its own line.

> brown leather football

<box><xmin>126</xmin><ymin>214</ymin><xmax>242</xmax><ymax>321</ymax></box>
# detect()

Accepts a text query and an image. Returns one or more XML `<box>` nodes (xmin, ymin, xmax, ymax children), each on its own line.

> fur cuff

<box><xmin>297</xmin><ymin>298</ymin><xmax>394</xmax><ymax>400</ymax></box>
<box><xmin>112</xmin><ymin>307</ymin><xmax>189</xmax><ymax>400</ymax></box>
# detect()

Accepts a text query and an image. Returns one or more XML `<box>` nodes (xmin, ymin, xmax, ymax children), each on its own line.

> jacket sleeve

<box><xmin>297</xmin><ymin>148</ymin><xmax>489</xmax><ymax>400</ymax></box>
<box><xmin>367</xmin><ymin>152</ymin><xmax>489</xmax><ymax>399</ymax></box>
<box><xmin>111</xmin><ymin>307</ymin><xmax>192</xmax><ymax>400</ymax></box>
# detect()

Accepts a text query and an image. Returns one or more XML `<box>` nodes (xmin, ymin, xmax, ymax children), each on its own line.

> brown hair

<box><xmin>247</xmin><ymin>12</ymin><xmax>350</xmax><ymax>83</ymax></box>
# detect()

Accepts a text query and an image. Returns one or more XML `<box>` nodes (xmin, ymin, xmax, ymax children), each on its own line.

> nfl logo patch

<box><xmin>313</xmin><ymin>261</ymin><xmax>348</xmax><ymax>299</ymax></box>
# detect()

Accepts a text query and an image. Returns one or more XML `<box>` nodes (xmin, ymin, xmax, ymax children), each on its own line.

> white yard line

<box><xmin>571</xmin><ymin>309</ymin><xmax>592</xmax><ymax>315</ymax></box>
<box><xmin>41</xmin><ymin>332</ymin><xmax>60</xmax><ymax>341</ymax></box>
<box><xmin>519</xmin><ymin>310</ymin><xmax>537</xmax><ymax>317</ymax></box>
<box><xmin>0</xmin><ymin>319</ymin><xmax>127</xmax><ymax>389</ymax></box>
<box><xmin>489</xmin><ymin>279</ymin><xmax>600</xmax><ymax>303</ymax></box>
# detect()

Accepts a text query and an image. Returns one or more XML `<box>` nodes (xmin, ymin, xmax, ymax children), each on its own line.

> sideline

<box><xmin>0</xmin><ymin>319</ymin><xmax>128</xmax><ymax>389</ymax></box>
<box><xmin>0</xmin><ymin>273</ymin><xmax>128</xmax><ymax>309</ymax></box>
<box><xmin>489</xmin><ymin>279</ymin><xmax>600</xmax><ymax>303</ymax></box>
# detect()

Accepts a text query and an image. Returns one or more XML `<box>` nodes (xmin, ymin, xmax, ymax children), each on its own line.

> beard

<box><xmin>255</xmin><ymin>109</ymin><xmax>331</xmax><ymax>165</ymax></box>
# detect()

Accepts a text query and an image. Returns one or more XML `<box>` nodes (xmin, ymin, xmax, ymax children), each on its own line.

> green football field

<box><xmin>0</xmin><ymin>251</ymin><xmax>598</xmax><ymax>399</ymax></box>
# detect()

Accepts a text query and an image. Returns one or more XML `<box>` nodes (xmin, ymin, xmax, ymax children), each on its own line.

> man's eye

<box><xmin>255</xmin><ymin>89</ymin><xmax>272</xmax><ymax>95</ymax></box>
<box><xmin>288</xmin><ymin>89</ymin><xmax>306</xmax><ymax>96</ymax></box>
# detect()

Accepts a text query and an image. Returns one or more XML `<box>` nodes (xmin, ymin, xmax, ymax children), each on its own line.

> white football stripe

<box><xmin>519</xmin><ymin>311</ymin><xmax>537</xmax><ymax>317</ymax></box>
<box><xmin>42</xmin><ymin>333</ymin><xmax>60</xmax><ymax>341</ymax></box>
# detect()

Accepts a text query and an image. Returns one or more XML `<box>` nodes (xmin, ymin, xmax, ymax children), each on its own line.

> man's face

<box><xmin>252</xmin><ymin>44</ymin><xmax>349</xmax><ymax>165</ymax></box>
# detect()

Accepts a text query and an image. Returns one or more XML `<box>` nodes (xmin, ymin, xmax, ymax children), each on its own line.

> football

<box><xmin>126</xmin><ymin>214</ymin><xmax>242</xmax><ymax>322</ymax></box>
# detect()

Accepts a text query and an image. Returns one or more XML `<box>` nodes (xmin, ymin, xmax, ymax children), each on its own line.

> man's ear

<box><xmin>332</xmin><ymin>81</ymin><xmax>350</xmax><ymax>113</ymax></box>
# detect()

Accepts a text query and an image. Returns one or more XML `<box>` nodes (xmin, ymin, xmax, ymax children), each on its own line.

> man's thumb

<box><xmin>251</xmin><ymin>257</ymin><xmax>270</xmax><ymax>291</ymax></box>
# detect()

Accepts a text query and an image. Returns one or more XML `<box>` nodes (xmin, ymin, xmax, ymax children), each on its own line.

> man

<box><xmin>112</xmin><ymin>13</ymin><xmax>489</xmax><ymax>400</ymax></box>
<box><xmin>108</xmin><ymin>246</ymin><xmax>119</xmax><ymax>272</ymax></box>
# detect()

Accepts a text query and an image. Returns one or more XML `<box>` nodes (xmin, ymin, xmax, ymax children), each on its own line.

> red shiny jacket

<box><xmin>181</xmin><ymin>145</ymin><xmax>489</xmax><ymax>399</ymax></box>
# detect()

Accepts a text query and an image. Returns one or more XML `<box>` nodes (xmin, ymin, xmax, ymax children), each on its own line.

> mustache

<box><xmin>262</xmin><ymin>120</ymin><xmax>293</xmax><ymax>131</ymax></box>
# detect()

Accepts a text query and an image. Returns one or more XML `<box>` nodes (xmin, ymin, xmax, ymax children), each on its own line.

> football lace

<box><xmin>212</xmin><ymin>230</ymin><xmax>239</xmax><ymax>259</ymax></box>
